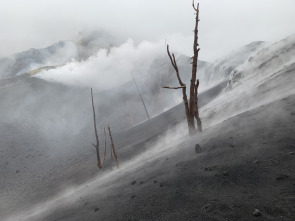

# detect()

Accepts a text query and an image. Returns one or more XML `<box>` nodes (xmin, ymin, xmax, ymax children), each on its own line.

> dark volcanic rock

<box><xmin>276</xmin><ymin>174</ymin><xmax>289</xmax><ymax>181</ymax></box>
<box><xmin>131</xmin><ymin>181</ymin><xmax>136</xmax><ymax>185</ymax></box>
<box><xmin>195</xmin><ymin>144</ymin><xmax>202</xmax><ymax>153</ymax></box>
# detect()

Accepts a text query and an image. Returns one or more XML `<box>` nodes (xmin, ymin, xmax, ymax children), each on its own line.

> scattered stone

<box><xmin>223</xmin><ymin>171</ymin><xmax>229</xmax><ymax>176</ymax></box>
<box><xmin>94</xmin><ymin>208</ymin><xmax>100</xmax><ymax>212</ymax></box>
<box><xmin>276</xmin><ymin>174</ymin><xmax>289</xmax><ymax>181</ymax></box>
<box><xmin>253</xmin><ymin>209</ymin><xmax>262</xmax><ymax>217</ymax></box>
<box><xmin>195</xmin><ymin>144</ymin><xmax>202</xmax><ymax>153</ymax></box>
<box><xmin>131</xmin><ymin>194</ymin><xmax>136</xmax><ymax>199</ymax></box>
<box><xmin>262</xmin><ymin>142</ymin><xmax>266</xmax><ymax>144</ymax></box>
<box><xmin>84</xmin><ymin>202</ymin><xmax>90</xmax><ymax>206</ymax></box>
<box><xmin>153</xmin><ymin>180</ymin><xmax>158</xmax><ymax>184</ymax></box>
<box><xmin>289</xmin><ymin>152</ymin><xmax>294</xmax><ymax>155</ymax></box>
<box><xmin>229</xmin><ymin>143</ymin><xmax>235</xmax><ymax>148</ymax></box>
<box><xmin>160</xmin><ymin>183</ymin><xmax>164</xmax><ymax>187</ymax></box>
<box><xmin>253</xmin><ymin>160</ymin><xmax>260</xmax><ymax>164</ymax></box>
<box><xmin>139</xmin><ymin>181</ymin><xmax>144</xmax><ymax>185</ymax></box>
<box><xmin>131</xmin><ymin>180</ymin><xmax>136</xmax><ymax>185</ymax></box>
<box><xmin>166</xmin><ymin>158</ymin><xmax>169</xmax><ymax>160</ymax></box>
<box><xmin>15</xmin><ymin>170</ymin><xmax>20</xmax><ymax>173</ymax></box>
<box><xmin>202</xmin><ymin>203</ymin><xmax>212</xmax><ymax>211</ymax></box>
<box><xmin>204</xmin><ymin>166</ymin><xmax>218</xmax><ymax>171</ymax></box>
<box><xmin>291</xmin><ymin>112</ymin><xmax>295</xmax><ymax>116</ymax></box>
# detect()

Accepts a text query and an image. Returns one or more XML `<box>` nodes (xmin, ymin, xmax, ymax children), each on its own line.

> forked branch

<box><xmin>164</xmin><ymin>44</ymin><xmax>191</xmax><ymax>133</ymax></box>
<box><xmin>192</xmin><ymin>0</ymin><xmax>199</xmax><ymax>12</ymax></box>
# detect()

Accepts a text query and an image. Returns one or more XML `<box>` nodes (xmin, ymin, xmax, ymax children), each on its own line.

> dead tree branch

<box><xmin>167</xmin><ymin>45</ymin><xmax>184</xmax><ymax>86</ymax></box>
<box><xmin>162</xmin><ymin>86</ymin><xmax>186</xmax><ymax>89</ymax></box>
<box><xmin>165</xmin><ymin>45</ymin><xmax>191</xmax><ymax>131</ymax></box>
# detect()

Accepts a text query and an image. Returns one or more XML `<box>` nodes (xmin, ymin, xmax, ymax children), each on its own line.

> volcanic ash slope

<box><xmin>5</xmin><ymin>35</ymin><xmax>295</xmax><ymax>221</ymax></box>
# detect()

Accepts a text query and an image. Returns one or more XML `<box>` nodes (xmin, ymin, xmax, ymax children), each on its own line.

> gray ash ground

<box><xmin>1</xmin><ymin>35</ymin><xmax>295</xmax><ymax>221</ymax></box>
<box><xmin>9</xmin><ymin>93</ymin><xmax>294</xmax><ymax>221</ymax></box>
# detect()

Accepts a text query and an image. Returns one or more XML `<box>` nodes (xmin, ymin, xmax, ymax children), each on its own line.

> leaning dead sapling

<box><xmin>91</xmin><ymin>88</ymin><xmax>106</xmax><ymax>170</ymax></box>
<box><xmin>108</xmin><ymin>126</ymin><xmax>119</xmax><ymax>168</ymax></box>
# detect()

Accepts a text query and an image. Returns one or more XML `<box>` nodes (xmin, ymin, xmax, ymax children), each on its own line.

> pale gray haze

<box><xmin>0</xmin><ymin>0</ymin><xmax>295</xmax><ymax>61</ymax></box>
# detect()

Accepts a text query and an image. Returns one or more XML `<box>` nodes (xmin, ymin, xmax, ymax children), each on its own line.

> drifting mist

<box><xmin>36</xmin><ymin>39</ymin><xmax>162</xmax><ymax>90</ymax></box>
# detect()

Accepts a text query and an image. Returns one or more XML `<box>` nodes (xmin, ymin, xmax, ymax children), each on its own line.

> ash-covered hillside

<box><xmin>0</xmin><ymin>30</ymin><xmax>121</xmax><ymax>80</ymax></box>
<box><xmin>1</xmin><ymin>33</ymin><xmax>294</xmax><ymax>221</ymax></box>
<box><xmin>0</xmin><ymin>37</ymin><xmax>263</xmax><ymax>136</ymax></box>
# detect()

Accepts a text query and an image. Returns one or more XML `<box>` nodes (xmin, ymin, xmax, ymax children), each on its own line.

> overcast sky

<box><xmin>1</xmin><ymin>0</ymin><xmax>295</xmax><ymax>61</ymax></box>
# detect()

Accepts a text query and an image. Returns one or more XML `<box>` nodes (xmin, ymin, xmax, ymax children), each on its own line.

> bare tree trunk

<box><xmin>91</xmin><ymin>88</ymin><xmax>101</xmax><ymax>169</ymax></box>
<box><xmin>194</xmin><ymin>79</ymin><xmax>202</xmax><ymax>131</ymax></box>
<box><xmin>191</xmin><ymin>1</ymin><xmax>202</xmax><ymax>133</ymax></box>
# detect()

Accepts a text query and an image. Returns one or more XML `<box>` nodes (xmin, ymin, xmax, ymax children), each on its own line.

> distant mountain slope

<box><xmin>0</xmin><ymin>30</ymin><xmax>120</xmax><ymax>80</ymax></box>
<box><xmin>0</xmin><ymin>41</ymin><xmax>78</xmax><ymax>79</ymax></box>
<box><xmin>0</xmin><ymin>37</ymin><xmax>269</xmax><ymax>132</ymax></box>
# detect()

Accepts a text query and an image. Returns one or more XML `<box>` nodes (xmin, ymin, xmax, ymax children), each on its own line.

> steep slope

<box><xmin>13</xmin><ymin>92</ymin><xmax>294</xmax><ymax>221</ymax></box>
<box><xmin>1</xmin><ymin>35</ymin><xmax>294</xmax><ymax>220</ymax></box>
<box><xmin>6</xmin><ymin>35</ymin><xmax>293</xmax><ymax>221</ymax></box>
<box><xmin>202</xmin><ymin>34</ymin><xmax>295</xmax><ymax>128</ymax></box>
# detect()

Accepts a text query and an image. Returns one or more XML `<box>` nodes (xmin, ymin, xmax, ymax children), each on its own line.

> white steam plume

<box><xmin>36</xmin><ymin>39</ymin><xmax>163</xmax><ymax>90</ymax></box>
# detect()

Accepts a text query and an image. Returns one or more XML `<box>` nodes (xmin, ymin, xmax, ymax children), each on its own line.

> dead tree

<box><xmin>163</xmin><ymin>0</ymin><xmax>202</xmax><ymax>135</ymax></box>
<box><xmin>90</xmin><ymin>89</ymin><xmax>119</xmax><ymax>171</ymax></box>
<box><xmin>192</xmin><ymin>1</ymin><xmax>202</xmax><ymax>132</ymax></box>
<box><xmin>91</xmin><ymin>88</ymin><xmax>106</xmax><ymax>170</ymax></box>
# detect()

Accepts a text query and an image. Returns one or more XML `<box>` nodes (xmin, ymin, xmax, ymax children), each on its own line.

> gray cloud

<box><xmin>0</xmin><ymin>0</ymin><xmax>295</xmax><ymax>61</ymax></box>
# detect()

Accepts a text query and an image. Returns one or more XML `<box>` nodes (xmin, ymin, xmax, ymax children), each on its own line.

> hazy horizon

<box><xmin>1</xmin><ymin>0</ymin><xmax>295</xmax><ymax>61</ymax></box>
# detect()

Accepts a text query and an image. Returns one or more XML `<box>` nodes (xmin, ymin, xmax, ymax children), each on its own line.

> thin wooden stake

<box><xmin>101</xmin><ymin>128</ymin><xmax>107</xmax><ymax>166</ymax></box>
<box><xmin>91</xmin><ymin>88</ymin><xmax>101</xmax><ymax>169</ymax></box>
<box><xmin>131</xmin><ymin>72</ymin><xmax>150</xmax><ymax>120</ymax></box>
<box><xmin>108</xmin><ymin>126</ymin><xmax>119</xmax><ymax>168</ymax></box>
